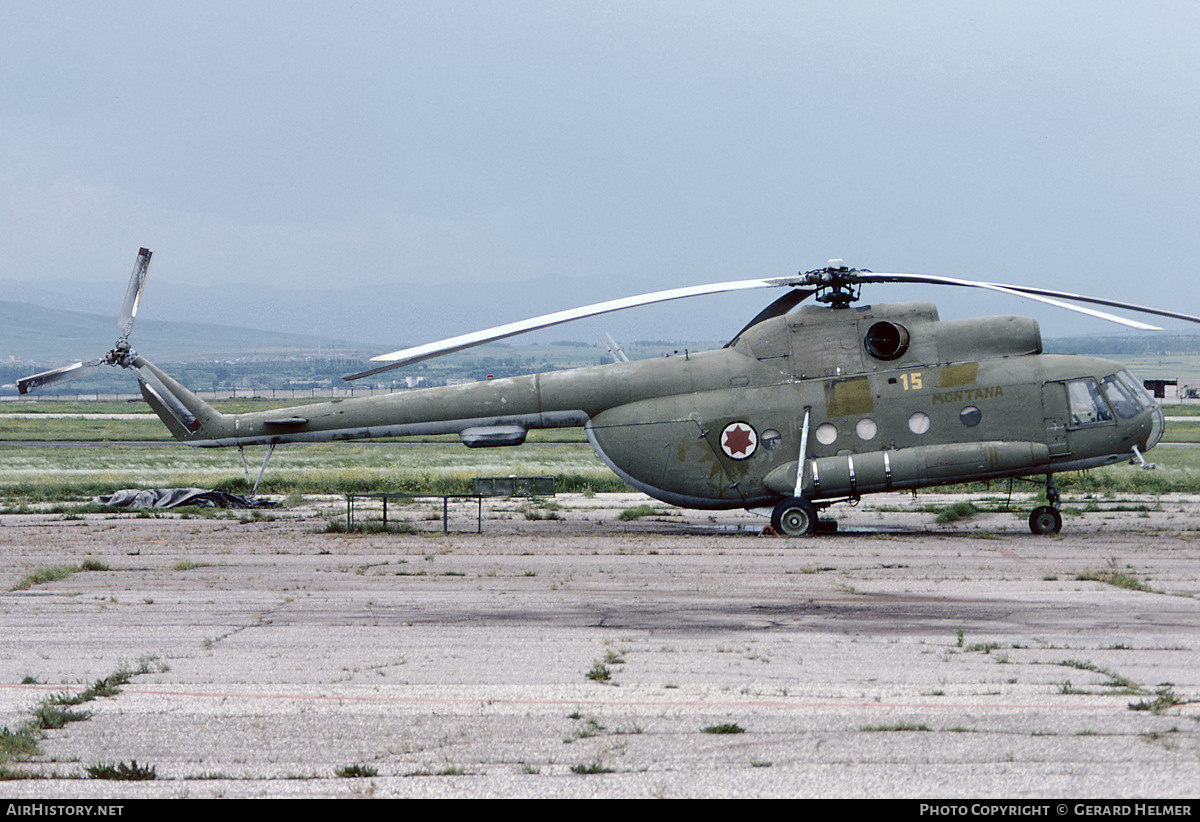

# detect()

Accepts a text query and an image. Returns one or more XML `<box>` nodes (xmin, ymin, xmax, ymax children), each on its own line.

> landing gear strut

<box><xmin>1029</xmin><ymin>474</ymin><xmax>1063</xmax><ymax>535</ymax></box>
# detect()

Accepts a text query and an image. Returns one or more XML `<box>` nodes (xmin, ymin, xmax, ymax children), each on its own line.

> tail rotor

<box><xmin>17</xmin><ymin>248</ymin><xmax>153</xmax><ymax>395</ymax></box>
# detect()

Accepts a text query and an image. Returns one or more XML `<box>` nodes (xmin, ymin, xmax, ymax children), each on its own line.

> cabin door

<box><xmin>1041</xmin><ymin>382</ymin><xmax>1070</xmax><ymax>457</ymax></box>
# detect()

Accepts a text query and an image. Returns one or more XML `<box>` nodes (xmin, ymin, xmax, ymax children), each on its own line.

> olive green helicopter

<box><xmin>18</xmin><ymin>249</ymin><xmax>1200</xmax><ymax>536</ymax></box>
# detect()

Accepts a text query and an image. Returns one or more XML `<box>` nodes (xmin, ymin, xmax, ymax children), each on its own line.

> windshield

<box><xmin>1114</xmin><ymin>369</ymin><xmax>1164</xmax><ymax>449</ymax></box>
<box><xmin>1116</xmin><ymin>370</ymin><xmax>1157</xmax><ymax>408</ymax></box>
<box><xmin>1101</xmin><ymin>373</ymin><xmax>1146</xmax><ymax>420</ymax></box>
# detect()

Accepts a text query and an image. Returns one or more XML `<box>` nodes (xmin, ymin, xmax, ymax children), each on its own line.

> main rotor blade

<box><xmin>978</xmin><ymin>282</ymin><xmax>1200</xmax><ymax>328</ymax></box>
<box><xmin>724</xmin><ymin>287</ymin><xmax>817</xmax><ymax>346</ymax></box>
<box><xmin>857</xmin><ymin>273</ymin><xmax>1165</xmax><ymax>331</ymax></box>
<box><xmin>117</xmin><ymin>247</ymin><xmax>153</xmax><ymax>341</ymax></box>
<box><xmin>17</xmin><ymin>358</ymin><xmax>104</xmax><ymax>395</ymax></box>
<box><xmin>345</xmin><ymin>275</ymin><xmax>804</xmax><ymax>380</ymax></box>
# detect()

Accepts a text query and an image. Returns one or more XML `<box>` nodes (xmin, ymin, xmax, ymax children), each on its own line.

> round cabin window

<box><xmin>815</xmin><ymin>423</ymin><xmax>838</xmax><ymax>445</ymax></box>
<box><xmin>908</xmin><ymin>412</ymin><xmax>931</xmax><ymax>435</ymax></box>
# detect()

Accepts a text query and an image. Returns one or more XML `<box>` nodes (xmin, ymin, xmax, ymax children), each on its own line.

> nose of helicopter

<box><xmin>1146</xmin><ymin>403</ymin><xmax>1165</xmax><ymax>451</ymax></box>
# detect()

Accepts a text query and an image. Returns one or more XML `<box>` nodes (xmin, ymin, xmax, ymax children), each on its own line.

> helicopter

<box><xmin>18</xmin><ymin>249</ymin><xmax>1200</xmax><ymax>536</ymax></box>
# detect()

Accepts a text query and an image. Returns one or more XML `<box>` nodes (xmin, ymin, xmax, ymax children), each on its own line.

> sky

<box><xmin>2</xmin><ymin>1</ymin><xmax>1199</xmax><ymax>351</ymax></box>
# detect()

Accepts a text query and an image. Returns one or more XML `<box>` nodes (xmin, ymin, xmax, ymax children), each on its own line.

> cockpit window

<box><xmin>1116</xmin><ymin>370</ymin><xmax>1156</xmax><ymax>408</ymax></box>
<box><xmin>1066</xmin><ymin>378</ymin><xmax>1115</xmax><ymax>427</ymax></box>
<box><xmin>1101</xmin><ymin>372</ymin><xmax>1147</xmax><ymax>420</ymax></box>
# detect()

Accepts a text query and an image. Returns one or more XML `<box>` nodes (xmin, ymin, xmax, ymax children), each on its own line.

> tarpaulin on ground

<box><xmin>93</xmin><ymin>488</ymin><xmax>279</xmax><ymax>509</ymax></box>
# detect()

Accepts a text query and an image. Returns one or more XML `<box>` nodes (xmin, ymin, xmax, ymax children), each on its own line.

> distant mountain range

<box><xmin>0</xmin><ymin>299</ymin><xmax>367</xmax><ymax>365</ymax></box>
<box><xmin>0</xmin><ymin>274</ymin><xmax>781</xmax><ymax>355</ymax></box>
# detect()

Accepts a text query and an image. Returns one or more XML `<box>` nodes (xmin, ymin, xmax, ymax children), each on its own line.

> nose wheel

<box><xmin>1029</xmin><ymin>474</ymin><xmax>1063</xmax><ymax>535</ymax></box>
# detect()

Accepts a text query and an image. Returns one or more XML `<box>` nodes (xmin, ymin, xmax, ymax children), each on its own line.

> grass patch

<box><xmin>564</xmin><ymin>718</ymin><xmax>606</xmax><ymax>742</ymax></box>
<box><xmin>1129</xmin><ymin>687</ymin><xmax>1184</xmax><ymax>715</ymax></box>
<box><xmin>1057</xmin><ymin>659</ymin><xmax>1139</xmax><ymax>693</ymax></box>
<box><xmin>0</xmin><ymin>656</ymin><xmax>167</xmax><ymax>775</ymax></box>
<box><xmin>10</xmin><ymin>565</ymin><xmax>80</xmax><ymax>591</ymax></box>
<box><xmin>570</xmin><ymin>759</ymin><xmax>615</xmax><ymax>775</ymax></box>
<box><xmin>701</xmin><ymin>723</ymin><xmax>745</xmax><ymax>735</ymax></box>
<box><xmin>0</xmin><ymin>728</ymin><xmax>39</xmax><ymax>761</ymax></box>
<box><xmin>171</xmin><ymin>560</ymin><xmax>210</xmax><ymax>571</ymax></box>
<box><xmin>586</xmin><ymin>662</ymin><xmax>612</xmax><ymax>683</ymax></box>
<box><xmin>335</xmin><ymin>764</ymin><xmax>378</xmax><ymax>778</ymax></box>
<box><xmin>31</xmin><ymin>703</ymin><xmax>90</xmax><ymax>730</ymax></box>
<box><xmin>9</xmin><ymin>558</ymin><xmax>119</xmax><ymax>591</ymax></box>
<box><xmin>861</xmin><ymin>723</ymin><xmax>931</xmax><ymax>732</ymax></box>
<box><xmin>0</xmin><ymin>442</ymin><xmax>629</xmax><ymax>501</ymax></box>
<box><xmin>935</xmin><ymin>501</ymin><xmax>979</xmax><ymax>524</ymax></box>
<box><xmin>617</xmin><ymin>504</ymin><xmax>660</xmax><ymax>521</ymax></box>
<box><xmin>1075</xmin><ymin>568</ymin><xmax>1161</xmax><ymax>594</ymax></box>
<box><xmin>85</xmin><ymin>760</ymin><xmax>156</xmax><ymax>781</ymax></box>
<box><xmin>10</xmin><ymin>558</ymin><xmax>122</xmax><ymax>591</ymax></box>
<box><xmin>323</xmin><ymin>519</ymin><xmax>416</xmax><ymax>534</ymax></box>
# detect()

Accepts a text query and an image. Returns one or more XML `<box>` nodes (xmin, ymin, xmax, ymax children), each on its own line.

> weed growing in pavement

<box><xmin>702</xmin><ymin>723</ymin><xmax>745</xmax><ymax>735</ymax></box>
<box><xmin>935</xmin><ymin>502</ymin><xmax>979</xmax><ymax>524</ymax></box>
<box><xmin>1129</xmin><ymin>687</ymin><xmax>1184</xmax><ymax>715</ymax></box>
<box><xmin>570</xmin><ymin>759</ymin><xmax>614</xmax><ymax>775</ymax></box>
<box><xmin>617</xmin><ymin>505</ymin><xmax>659</xmax><ymax>521</ymax></box>
<box><xmin>85</xmin><ymin>761</ymin><xmax>156</xmax><ymax>781</ymax></box>
<box><xmin>335</xmin><ymin>764</ymin><xmax>378</xmax><ymax>778</ymax></box>
<box><xmin>586</xmin><ymin>662</ymin><xmax>612</xmax><ymax>683</ymax></box>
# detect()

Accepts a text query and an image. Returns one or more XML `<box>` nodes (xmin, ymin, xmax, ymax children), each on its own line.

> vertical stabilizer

<box><xmin>132</xmin><ymin>357</ymin><xmax>228</xmax><ymax>442</ymax></box>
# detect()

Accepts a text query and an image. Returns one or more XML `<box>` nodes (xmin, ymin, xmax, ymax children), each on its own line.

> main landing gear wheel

<box><xmin>771</xmin><ymin>497</ymin><xmax>818</xmax><ymax>537</ymax></box>
<box><xmin>1029</xmin><ymin>473</ymin><xmax>1064</xmax><ymax>535</ymax></box>
<box><xmin>1029</xmin><ymin>505</ymin><xmax>1063</xmax><ymax>535</ymax></box>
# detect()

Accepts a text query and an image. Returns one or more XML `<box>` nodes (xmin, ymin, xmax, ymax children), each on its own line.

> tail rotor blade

<box><xmin>17</xmin><ymin>358</ymin><xmax>104</xmax><ymax>395</ymax></box>
<box><xmin>117</xmin><ymin>247</ymin><xmax>153</xmax><ymax>341</ymax></box>
<box><xmin>128</xmin><ymin>363</ymin><xmax>201</xmax><ymax>432</ymax></box>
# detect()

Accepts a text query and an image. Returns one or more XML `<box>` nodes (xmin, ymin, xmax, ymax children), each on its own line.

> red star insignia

<box><xmin>723</xmin><ymin>424</ymin><xmax>754</xmax><ymax>456</ymax></box>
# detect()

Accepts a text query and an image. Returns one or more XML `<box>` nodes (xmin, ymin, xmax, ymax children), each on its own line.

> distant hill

<box><xmin>0</xmin><ymin>300</ymin><xmax>368</xmax><ymax>365</ymax></box>
<box><xmin>0</xmin><ymin>296</ymin><xmax>723</xmax><ymax>396</ymax></box>
<box><xmin>0</xmin><ymin>274</ymin><xmax>774</xmax><ymax>350</ymax></box>
<box><xmin>1045</xmin><ymin>333</ymin><xmax>1200</xmax><ymax>356</ymax></box>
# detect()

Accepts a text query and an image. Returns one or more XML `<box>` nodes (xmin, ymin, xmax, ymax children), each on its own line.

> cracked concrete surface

<box><xmin>0</xmin><ymin>492</ymin><xmax>1198</xmax><ymax>798</ymax></box>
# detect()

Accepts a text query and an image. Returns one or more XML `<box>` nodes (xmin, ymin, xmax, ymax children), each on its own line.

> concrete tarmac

<box><xmin>0</xmin><ymin>492</ymin><xmax>1198</xmax><ymax>798</ymax></box>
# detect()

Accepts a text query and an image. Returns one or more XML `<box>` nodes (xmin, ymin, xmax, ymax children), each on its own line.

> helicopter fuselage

<box><xmin>137</xmin><ymin>300</ymin><xmax>1162</xmax><ymax>512</ymax></box>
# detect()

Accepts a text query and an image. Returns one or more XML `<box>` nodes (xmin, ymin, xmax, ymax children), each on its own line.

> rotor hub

<box><xmin>800</xmin><ymin>263</ymin><xmax>870</xmax><ymax>309</ymax></box>
<box><xmin>106</xmin><ymin>340</ymin><xmax>136</xmax><ymax>368</ymax></box>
